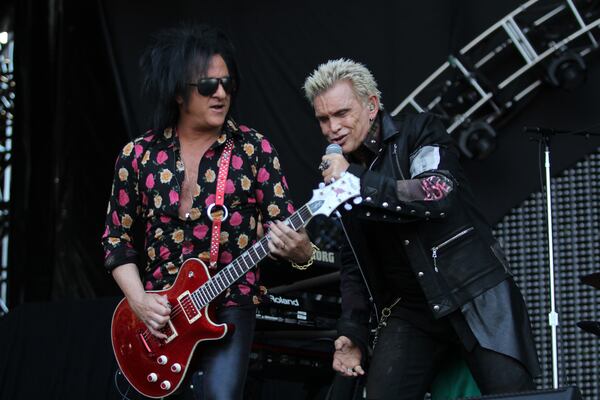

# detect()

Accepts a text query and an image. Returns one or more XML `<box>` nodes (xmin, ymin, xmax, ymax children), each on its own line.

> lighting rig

<box><xmin>391</xmin><ymin>0</ymin><xmax>600</xmax><ymax>160</ymax></box>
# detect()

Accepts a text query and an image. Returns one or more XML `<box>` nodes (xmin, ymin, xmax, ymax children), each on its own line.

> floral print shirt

<box><xmin>101</xmin><ymin>118</ymin><xmax>295</xmax><ymax>307</ymax></box>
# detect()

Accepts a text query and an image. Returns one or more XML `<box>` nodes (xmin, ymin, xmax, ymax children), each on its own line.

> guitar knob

<box><xmin>171</xmin><ymin>363</ymin><xmax>182</xmax><ymax>373</ymax></box>
<box><xmin>157</xmin><ymin>355</ymin><xmax>168</xmax><ymax>365</ymax></box>
<box><xmin>147</xmin><ymin>373</ymin><xmax>158</xmax><ymax>382</ymax></box>
<box><xmin>343</xmin><ymin>203</ymin><xmax>353</xmax><ymax>211</ymax></box>
<box><xmin>160</xmin><ymin>380</ymin><xmax>171</xmax><ymax>391</ymax></box>
<box><xmin>353</xmin><ymin>196</ymin><xmax>363</xmax><ymax>204</ymax></box>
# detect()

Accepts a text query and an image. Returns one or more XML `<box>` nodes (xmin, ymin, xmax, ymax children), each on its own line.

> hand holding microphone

<box><xmin>319</xmin><ymin>143</ymin><xmax>349</xmax><ymax>184</ymax></box>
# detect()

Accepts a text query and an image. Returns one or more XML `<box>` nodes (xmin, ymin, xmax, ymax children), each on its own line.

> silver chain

<box><xmin>372</xmin><ymin>297</ymin><xmax>401</xmax><ymax>349</ymax></box>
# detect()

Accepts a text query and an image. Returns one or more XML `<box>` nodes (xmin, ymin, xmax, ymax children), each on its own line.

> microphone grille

<box><xmin>325</xmin><ymin>143</ymin><xmax>343</xmax><ymax>154</ymax></box>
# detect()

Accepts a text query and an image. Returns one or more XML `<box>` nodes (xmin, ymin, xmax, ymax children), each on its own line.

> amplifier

<box><xmin>460</xmin><ymin>386</ymin><xmax>582</xmax><ymax>400</ymax></box>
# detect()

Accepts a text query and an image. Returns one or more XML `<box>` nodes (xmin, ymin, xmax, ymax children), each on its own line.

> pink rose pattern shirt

<box><xmin>101</xmin><ymin>118</ymin><xmax>295</xmax><ymax>307</ymax></box>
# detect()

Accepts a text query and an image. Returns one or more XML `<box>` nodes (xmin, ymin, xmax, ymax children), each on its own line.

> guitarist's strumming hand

<box><xmin>129</xmin><ymin>292</ymin><xmax>171</xmax><ymax>340</ymax></box>
<box><xmin>111</xmin><ymin>263</ymin><xmax>172</xmax><ymax>339</ymax></box>
<box><xmin>332</xmin><ymin>336</ymin><xmax>365</xmax><ymax>377</ymax></box>
<box><xmin>321</xmin><ymin>153</ymin><xmax>349</xmax><ymax>184</ymax></box>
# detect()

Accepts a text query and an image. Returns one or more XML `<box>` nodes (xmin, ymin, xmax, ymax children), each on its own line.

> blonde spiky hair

<box><xmin>303</xmin><ymin>58</ymin><xmax>383</xmax><ymax>109</ymax></box>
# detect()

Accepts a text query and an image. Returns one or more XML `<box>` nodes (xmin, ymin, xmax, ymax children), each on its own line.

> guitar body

<box><xmin>111</xmin><ymin>258</ymin><xmax>230</xmax><ymax>398</ymax></box>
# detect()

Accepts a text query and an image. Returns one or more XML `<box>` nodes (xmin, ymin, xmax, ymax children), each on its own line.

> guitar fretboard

<box><xmin>190</xmin><ymin>203</ymin><xmax>314</xmax><ymax>308</ymax></box>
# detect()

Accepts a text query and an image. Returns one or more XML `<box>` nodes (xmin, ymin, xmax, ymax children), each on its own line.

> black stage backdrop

<box><xmin>5</xmin><ymin>0</ymin><xmax>600</xmax><ymax>350</ymax></box>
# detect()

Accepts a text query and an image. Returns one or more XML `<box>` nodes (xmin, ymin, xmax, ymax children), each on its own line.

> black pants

<box><xmin>182</xmin><ymin>305</ymin><xmax>257</xmax><ymax>400</ymax></box>
<box><xmin>365</xmin><ymin>316</ymin><xmax>534</xmax><ymax>400</ymax></box>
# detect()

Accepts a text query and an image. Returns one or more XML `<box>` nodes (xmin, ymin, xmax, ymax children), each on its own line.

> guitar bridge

<box><xmin>177</xmin><ymin>291</ymin><xmax>201</xmax><ymax>324</ymax></box>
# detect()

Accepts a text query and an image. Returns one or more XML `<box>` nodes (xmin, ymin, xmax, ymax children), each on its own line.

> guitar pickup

<box><xmin>177</xmin><ymin>291</ymin><xmax>201</xmax><ymax>324</ymax></box>
<box><xmin>161</xmin><ymin>320</ymin><xmax>178</xmax><ymax>344</ymax></box>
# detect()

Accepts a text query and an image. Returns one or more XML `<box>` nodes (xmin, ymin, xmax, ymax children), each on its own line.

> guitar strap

<box><xmin>208</xmin><ymin>138</ymin><xmax>234</xmax><ymax>269</ymax></box>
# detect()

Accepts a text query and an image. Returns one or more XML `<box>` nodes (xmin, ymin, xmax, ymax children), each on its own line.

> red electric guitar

<box><xmin>111</xmin><ymin>173</ymin><xmax>360</xmax><ymax>398</ymax></box>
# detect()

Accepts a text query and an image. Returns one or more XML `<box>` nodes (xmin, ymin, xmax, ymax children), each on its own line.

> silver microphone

<box><xmin>325</xmin><ymin>143</ymin><xmax>343</xmax><ymax>155</ymax></box>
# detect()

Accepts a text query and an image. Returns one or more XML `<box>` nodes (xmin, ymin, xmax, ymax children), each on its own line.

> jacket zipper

<box><xmin>431</xmin><ymin>227</ymin><xmax>475</xmax><ymax>271</ymax></box>
<box><xmin>392</xmin><ymin>143</ymin><xmax>406</xmax><ymax>180</ymax></box>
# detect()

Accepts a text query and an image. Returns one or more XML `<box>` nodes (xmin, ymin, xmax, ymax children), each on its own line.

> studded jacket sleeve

<box><xmin>346</xmin><ymin>113</ymin><xmax>461</xmax><ymax>221</ymax></box>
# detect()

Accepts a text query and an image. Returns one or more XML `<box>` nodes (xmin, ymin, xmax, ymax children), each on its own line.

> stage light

<box><xmin>457</xmin><ymin>121</ymin><xmax>497</xmax><ymax>160</ymax></box>
<box><xmin>545</xmin><ymin>50</ymin><xmax>587</xmax><ymax>91</ymax></box>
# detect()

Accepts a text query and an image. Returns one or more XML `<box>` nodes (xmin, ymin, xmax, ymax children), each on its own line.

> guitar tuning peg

<box><xmin>344</xmin><ymin>203</ymin><xmax>353</xmax><ymax>211</ymax></box>
<box><xmin>353</xmin><ymin>196</ymin><xmax>363</xmax><ymax>205</ymax></box>
<box><xmin>318</xmin><ymin>182</ymin><xmax>326</xmax><ymax>189</ymax></box>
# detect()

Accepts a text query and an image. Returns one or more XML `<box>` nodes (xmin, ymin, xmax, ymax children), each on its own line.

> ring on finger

<box><xmin>319</xmin><ymin>160</ymin><xmax>330</xmax><ymax>171</ymax></box>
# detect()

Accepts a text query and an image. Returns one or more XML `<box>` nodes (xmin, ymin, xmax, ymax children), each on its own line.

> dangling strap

<box><xmin>208</xmin><ymin>138</ymin><xmax>234</xmax><ymax>269</ymax></box>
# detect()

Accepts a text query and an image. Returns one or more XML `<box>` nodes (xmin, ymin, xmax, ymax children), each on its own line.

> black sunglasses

<box><xmin>188</xmin><ymin>77</ymin><xmax>234</xmax><ymax>97</ymax></box>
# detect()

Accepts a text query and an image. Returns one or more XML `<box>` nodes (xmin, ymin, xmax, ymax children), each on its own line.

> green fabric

<box><xmin>430</xmin><ymin>355</ymin><xmax>481</xmax><ymax>400</ymax></box>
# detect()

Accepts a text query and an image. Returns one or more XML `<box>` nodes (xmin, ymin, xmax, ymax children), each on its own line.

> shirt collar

<box><xmin>165</xmin><ymin>117</ymin><xmax>242</xmax><ymax>150</ymax></box>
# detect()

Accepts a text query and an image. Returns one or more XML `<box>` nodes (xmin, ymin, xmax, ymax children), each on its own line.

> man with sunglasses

<box><xmin>101</xmin><ymin>24</ymin><xmax>314</xmax><ymax>399</ymax></box>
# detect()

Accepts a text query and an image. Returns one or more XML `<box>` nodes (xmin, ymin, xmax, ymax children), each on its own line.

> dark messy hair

<box><xmin>139</xmin><ymin>23</ymin><xmax>239</xmax><ymax>132</ymax></box>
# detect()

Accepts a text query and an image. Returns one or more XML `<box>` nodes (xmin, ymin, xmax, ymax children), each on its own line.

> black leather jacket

<box><xmin>336</xmin><ymin>112</ymin><xmax>512</xmax><ymax>354</ymax></box>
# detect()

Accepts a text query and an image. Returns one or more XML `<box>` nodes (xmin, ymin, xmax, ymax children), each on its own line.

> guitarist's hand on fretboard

<box><xmin>266</xmin><ymin>220</ymin><xmax>313</xmax><ymax>264</ymax></box>
<box><xmin>128</xmin><ymin>292</ymin><xmax>172</xmax><ymax>339</ymax></box>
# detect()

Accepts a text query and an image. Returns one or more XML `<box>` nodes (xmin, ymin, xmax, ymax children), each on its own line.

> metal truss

<box><xmin>0</xmin><ymin>32</ymin><xmax>14</xmax><ymax>315</ymax></box>
<box><xmin>391</xmin><ymin>0</ymin><xmax>600</xmax><ymax>159</ymax></box>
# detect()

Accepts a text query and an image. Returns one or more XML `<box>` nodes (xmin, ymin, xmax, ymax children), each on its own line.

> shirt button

<box><xmin>403</xmin><ymin>240</ymin><xmax>410</xmax><ymax>245</ymax></box>
<box><xmin>417</xmin><ymin>271</ymin><xmax>424</xmax><ymax>278</ymax></box>
<box><xmin>433</xmin><ymin>305</ymin><xmax>440</xmax><ymax>312</ymax></box>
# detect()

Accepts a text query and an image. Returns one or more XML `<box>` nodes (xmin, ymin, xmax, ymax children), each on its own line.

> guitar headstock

<box><xmin>307</xmin><ymin>172</ymin><xmax>361</xmax><ymax>217</ymax></box>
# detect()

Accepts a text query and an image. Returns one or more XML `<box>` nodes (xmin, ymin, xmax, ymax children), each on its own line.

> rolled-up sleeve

<box><xmin>101</xmin><ymin>141</ymin><xmax>141</xmax><ymax>271</ymax></box>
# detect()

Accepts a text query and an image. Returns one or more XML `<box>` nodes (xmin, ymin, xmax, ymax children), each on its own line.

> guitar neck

<box><xmin>192</xmin><ymin>203</ymin><xmax>314</xmax><ymax>306</ymax></box>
